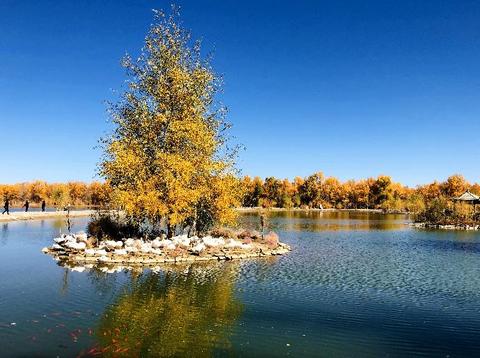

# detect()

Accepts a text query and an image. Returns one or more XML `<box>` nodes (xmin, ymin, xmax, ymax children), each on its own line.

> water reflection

<box><xmin>82</xmin><ymin>263</ymin><xmax>243</xmax><ymax>357</ymax></box>
<box><xmin>239</xmin><ymin>210</ymin><xmax>410</xmax><ymax>232</ymax></box>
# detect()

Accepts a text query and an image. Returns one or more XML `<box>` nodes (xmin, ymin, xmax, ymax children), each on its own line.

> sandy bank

<box><xmin>0</xmin><ymin>210</ymin><xmax>95</xmax><ymax>222</ymax></box>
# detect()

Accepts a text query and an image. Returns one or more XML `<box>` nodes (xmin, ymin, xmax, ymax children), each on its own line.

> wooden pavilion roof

<box><xmin>453</xmin><ymin>190</ymin><xmax>480</xmax><ymax>202</ymax></box>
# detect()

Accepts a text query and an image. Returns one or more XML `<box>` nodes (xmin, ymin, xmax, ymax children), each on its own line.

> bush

<box><xmin>263</xmin><ymin>231</ymin><xmax>279</xmax><ymax>249</ymax></box>
<box><xmin>209</xmin><ymin>227</ymin><xmax>237</xmax><ymax>239</ymax></box>
<box><xmin>237</xmin><ymin>229</ymin><xmax>262</xmax><ymax>241</ymax></box>
<box><xmin>414</xmin><ymin>197</ymin><xmax>452</xmax><ymax>224</ymax></box>
<box><xmin>87</xmin><ymin>214</ymin><xmax>141</xmax><ymax>241</ymax></box>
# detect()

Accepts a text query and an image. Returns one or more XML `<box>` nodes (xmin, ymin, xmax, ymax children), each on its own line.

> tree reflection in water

<box><xmin>91</xmin><ymin>263</ymin><xmax>243</xmax><ymax>357</ymax></box>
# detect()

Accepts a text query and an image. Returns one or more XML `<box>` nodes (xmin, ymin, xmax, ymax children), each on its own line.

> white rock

<box><xmin>192</xmin><ymin>242</ymin><xmax>206</xmax><ymax>253</ymax></box>
<box><xmin>225</xmin><ymin>239</ymin><xmax>243</xmax><ymax>249</ymax></box>
<box><xmin>95</xmin><ymin>249</ymin><xmax>108</xmax><ymax>256</ymax></box>
<box><xmin>54</xmin><ymin>237</ymin><xmax>67</xmax><ymax>244</ymax></box>
<box><xmin>151</xmin><ymin>239</ymin><xmax>163</xmax><ymax>249</ymax></box>
<box><xmin>104</xmin><ymin>240</ymin><xmax>117</xmax><ymax>249</ymax></box>
<box><xmin>99</xmin><ymin>255</ymin><xmax>109</xmax><ymax>262</ymax></box>
<box><xmin>75</xmin><ymin>232</ymin><xmax>88</xmax><ymax>242</ymax></box>
<box><xmin>173</xmin><ymin>235</ymin><xmax>191</xmax><ymax>247</ymax></box>
<box><xmin>114</xmin><ymin>249</ymin><xmax>128</xmax><ymax>255</ymax></box>
<box><xmin>157</xmin><ymin>239</ymin><xmax>173</xmax><ymax>248</ymax></box>
<box><xmin>124</xmin><ymin>238</ymin><xmax>135</xmax><ymax>247</ymax></box>
<box><xmin>125</xmin><ymin>247</ymin><xmax>137</xmax><ymax>253</ymax></box>
<box><xmin>203</xmin><ymin>236</ymin><xmax>225</xmax><ymax>247</ymax></box>
<box><xmin>51</xmin><ymin>244</ymin><xmax>64</xmax><ymax>250</ymax></box>
<box><xmin>85</xmin><ymin>249</ymin><xmax>96</xmax><ymax>255</ymax></box>
<box><xmin>65</xmin><ymin>241</ymin><xmax>86</xmax><ymax>250</ymax></box>
<box><xmin>151</xmin><ymin>248</ymin><xmax>163</xmax><ymax>255</ymax></box>
<box><xmin>165</xmin><ymin>243</ymin><xmax>176</xmax><ymax>250</ymax></box>
<box><xmin>114</xmin><ymin>241</ymin><xmax>123</xmax><ymax>248</ymax></box>
<box><xmin>71</xmin><ymin>266</ymin><xmax>86</xmax><ymax>272</ymax></box>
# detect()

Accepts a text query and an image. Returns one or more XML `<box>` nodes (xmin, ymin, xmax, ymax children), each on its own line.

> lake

<box><xmin>1</xmin><ymin>211</ymin><xmax>480</xmax><ymax>357</ymax></box>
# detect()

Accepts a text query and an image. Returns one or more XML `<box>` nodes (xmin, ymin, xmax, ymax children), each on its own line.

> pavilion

<box><xmin>452</xmin><ymin>190</ymin><xmax>480</xmax><ymax>213</ymax></box>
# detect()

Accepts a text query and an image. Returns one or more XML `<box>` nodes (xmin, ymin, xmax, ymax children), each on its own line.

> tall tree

<box><xmin>99</xmin><ymin>8</ymin><xmax>240</xmax><ymax>236</ymax></box>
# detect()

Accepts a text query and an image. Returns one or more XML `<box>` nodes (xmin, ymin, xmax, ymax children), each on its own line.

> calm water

<box><xmin>1</xmin><ymin>211</ymin><xmax>480</xmax><ymax>357</ymax></box>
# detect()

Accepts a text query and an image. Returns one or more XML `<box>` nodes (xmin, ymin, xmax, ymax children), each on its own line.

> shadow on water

<box><xmin>76</xmin><ymin>263</ymin><xmax>243</xmax><ymax>357</ymax></box>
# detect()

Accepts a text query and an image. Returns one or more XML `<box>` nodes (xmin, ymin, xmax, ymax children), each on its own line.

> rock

<box><xmin>54</xmin><ymin>237</ymin><xmax>67</xmax><ymax>244</ymax></box>
<box><xmin>202</xmin><ymin>236</ymin><xmax>225</xmax><ymax>247</ymax></box>
<box><xmin>75</xmin><ymin>232</ymin><xmax>88</xmax><ymax>242</ymax></box>
<box><xmin>41</xmin><ymin>247</ymin><xmax>49</xmax><ymax>253</ymax></box>
<box><xmin>156</xmin><ymin>239</ymin><xmax>173</xmax><ymax>248</ymax></box>
<box><xmin>71</xmin><ymin>266</ymin><xmax>86</xmax><ymax>272</ymax></box>
<box><xmin>51</xmin><ymin>244</ymin><xmax>65</xmax><ymax>250</ymax></box>
<box><xmin>165</xmin><ymin>243</ymin><xmax>176</xmax><ymax>250</ymax></box>
<box><xmin>172</xmin><ymin>235</ymin><xmax>190</xmax><ymax>247</ymax></box>
<box><xmin>151</xmin><ymin>239</ymin><xmax>163</xmax><ymax>249</ymax></box>
<box><xmin>225</xmin><ymin>239</ymin><xmax>243</xmax><ymax>249</ymax></box>
<box><xmin>114</xmin><ymin>249</ymin><xmax>128</xmax><ymax>255</ymax></box>
<box><xmin>124</xmin><ymin>238</ymin><xmax>135</xmax><ymax>247</ymax></box>
<box><xmin>192</xmin><ymin>242</ymin><xmax>206</xmax><ymax>253</ymax></box>
<box><xmin>65</xmin><ymin>241</ymin><xmax>86</xmax><ymax>250</ymax></box>
<box><xmin>140</xmin><ymin>243</ymin><xmax>153</xmax><ymax>253</ymax></box>
<box><xmin>133</xmin><ymin>239</ymin><xmax>144</xmax><ymax>249</ymax></box>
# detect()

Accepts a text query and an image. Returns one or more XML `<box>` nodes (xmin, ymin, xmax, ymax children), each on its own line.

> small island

<box><xmin>40</xmin><ymin>9</ymin><xmax>290</xmax><ymax>267</ymax></box>
<box><xmin>413</xmin><ymin>190</ymin><xmax>480</xmax><ymax>230</ymax></box>
<box><xmin>42</xmin><ymin>229</ymin><xmax>290</xmax><ymax>270</ymax></box>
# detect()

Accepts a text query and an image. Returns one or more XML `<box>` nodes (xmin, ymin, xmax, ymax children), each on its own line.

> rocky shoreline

<box><xmin>410</xmin><ymin>222</ymin><xmax>480</xmax><ymax>231</ymax></box>
<box><xmin>42</xmin><ymin>231</ymin><xmax>291</xmax><ymax>271</ymax></box>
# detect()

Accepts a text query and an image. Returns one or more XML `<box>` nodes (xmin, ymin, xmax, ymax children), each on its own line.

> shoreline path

<box><xmin>0</xmin><ymin>210</ymin><xmax>95</xmax><ymax>222</ymax></box>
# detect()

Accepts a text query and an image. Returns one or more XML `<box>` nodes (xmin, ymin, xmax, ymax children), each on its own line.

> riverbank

<box><xmin>411</xmin><ymin>222</ymin><xmax>480</xmax><ymax>231</ymax></box>
<box><xmin>0</xmin><ymin>210</ymin><xmax>95</xmax><ymax>222</ymax></box>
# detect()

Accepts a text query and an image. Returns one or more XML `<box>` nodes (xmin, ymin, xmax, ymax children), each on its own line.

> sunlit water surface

<box><xmin>1</xmin><ymin>211</ymin><xmax>480</xmax><ymax>357</ymax></box>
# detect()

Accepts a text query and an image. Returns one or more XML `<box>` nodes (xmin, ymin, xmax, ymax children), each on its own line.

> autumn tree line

<box><xmin>1</xmin><ymin>173</ymin><xmax>477</xmax><ymax>213</ymax></box>
<box><xmin>0</xmin><ymin>181</ymin><xmax>111</xmax><ymax>208</ymax></box>
<box><xmin>241</xmin><ymin>173</ymin><xmax>479</xmax><ymax>213</ymax></box>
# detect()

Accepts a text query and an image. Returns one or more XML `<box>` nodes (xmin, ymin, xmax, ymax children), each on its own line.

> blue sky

<box><xmin>1</xmin><ymin>0</ymin><xmax>479</xmax><ymax>186</ymax></box>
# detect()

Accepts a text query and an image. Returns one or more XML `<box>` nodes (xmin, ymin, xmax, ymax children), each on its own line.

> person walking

<box><xmin>2</xmin><ymin>199</ymin><xmax>9</xmax><ymax>215</ymax></box>
<box><xmin>41</xmin><ymin>200</ymin><xmax>46</xmax><ymax>212</ymax></box>
<box><xmin>23</xmin><ymin>200</ymin><xmax>29</xmax><ymax>212</ymax></box>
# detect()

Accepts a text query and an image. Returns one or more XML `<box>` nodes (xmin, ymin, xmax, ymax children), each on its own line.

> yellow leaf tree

<box><xmin>100</xmin><ymin>8</ymin><xmax>240</xmax><ymax>237</ymax></box>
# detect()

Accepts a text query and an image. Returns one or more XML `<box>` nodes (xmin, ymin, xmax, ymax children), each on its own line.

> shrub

<box><xmin>210</xmin><ymin>227</ymin><xmax>237</xmax><ymax>239</ymax></box>
<box><xmin>263</xmin><ymin>231</ymin><xmax>279</xmax><ymax>249</ymax></box>
<box><xmin>414</xmin><ymin>197</ymin><xmax>449</xmax><ymax>224</ymax></box>
<box><xmin>237</xmin><ymin>229</ymin><xmax>262</xmax><ymax>241</ymax></box>
<box><xmin>87</xmin><ymin>214</ymin><xmax>141</xmax><ymax>241</ymax></box>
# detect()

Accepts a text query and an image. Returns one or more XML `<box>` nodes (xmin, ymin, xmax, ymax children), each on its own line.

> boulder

<box><xmin>192</xmin><ymin>242</ymin><xmax>206</xmax><ymax>253</ymax></box>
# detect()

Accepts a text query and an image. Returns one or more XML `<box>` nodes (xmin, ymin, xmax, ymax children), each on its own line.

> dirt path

<box><xmin>0</xmin><ymin>210</ymin><xmax>95</xmax><ymax>222</ymax></box>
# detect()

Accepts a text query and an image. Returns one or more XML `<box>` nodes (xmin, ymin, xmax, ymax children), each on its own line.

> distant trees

<box><xmin>240</xmin><ymin>173</ymin><xmax>479</xmax><ymax>212</ymax></box>
<box><xmin>0</xmin><ymin>181</ymin><xmax>111</xmax><ymax>208</ymax></box>
<box><xmin>1</xmin><ymin>174</ymin><xmax>477</xmax><ymax>214</ymax></box>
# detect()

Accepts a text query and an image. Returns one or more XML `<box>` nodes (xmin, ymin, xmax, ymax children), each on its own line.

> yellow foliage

<box><xmin>99</xmin><ymin>8</ymin><xmax>239</xmax><ymax>234</ymax></box>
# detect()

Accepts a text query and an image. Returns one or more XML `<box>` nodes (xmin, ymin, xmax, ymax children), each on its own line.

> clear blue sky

<box><xmin>1</xmin><ymin>0</ymin><xmax>479</xmax><ymax>186</ymax></box>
